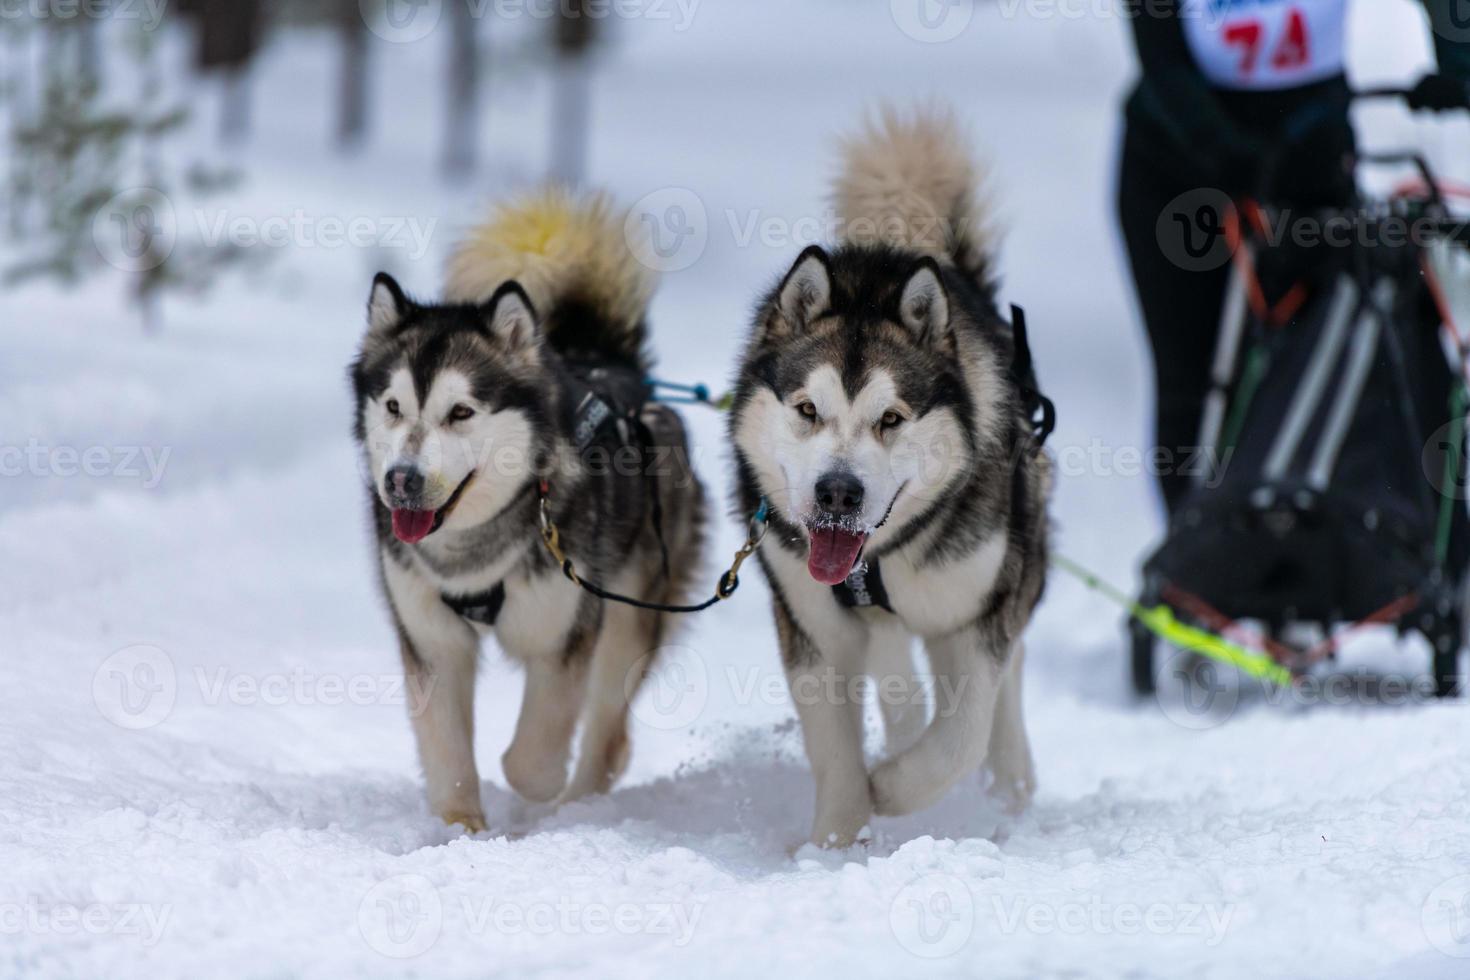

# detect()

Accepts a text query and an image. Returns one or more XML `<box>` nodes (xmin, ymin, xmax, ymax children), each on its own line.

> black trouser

<box><xmin>1117</xmin><ymin>122</ymin><xmax>1233</xmax><ymax>513</ymax></box>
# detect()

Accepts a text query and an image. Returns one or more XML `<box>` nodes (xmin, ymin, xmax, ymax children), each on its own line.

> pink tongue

<box><xmin>807</xmin><ymin>526</ymin><xmax>867</xmax><ymax>586</ymax></box>
<box><xmin>391</xmin><ymin>509</ymin><xmax>437</xmax><ymax>544</ymax></box>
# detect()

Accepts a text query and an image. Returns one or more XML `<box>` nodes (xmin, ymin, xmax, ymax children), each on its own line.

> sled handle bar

<box><xmin>1352</xmin><ymin>84</ymin><xmax>1470</xmax><ymax>111</ymax></box>
<box><xmin>1354</xmin><ymin>87</ymin><xmax>1414</xmax><ymax>103</ymax></box>
<box><xmin>1356</xmin><ymin>150</ymin><xmax>1445</xmax><ymax>209</ymax></box>
<box><xmin>1352</xmin><ymin>84</ymin><xmax>1466</xmax><ymax>210</ymax></box>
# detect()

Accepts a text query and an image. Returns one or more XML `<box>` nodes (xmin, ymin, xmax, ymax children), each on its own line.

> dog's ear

<box><xmin>367</xmin><ymin>272</ymin><xmax>412</xmax><ymax>336</ymax></box>
<box><xmin>769</xmin><ymin>245</ymin><xmax>832</xmax><ymax>337</ymax></box>
<box><xmin>897</xmin><ymin>259</ymin><xmax>952</xmax><ymax>348</ymax></box>
<box><xmin>482</xmin><ymin>281</ymin><xmax>541</xmax><ymax>355</ymax></box>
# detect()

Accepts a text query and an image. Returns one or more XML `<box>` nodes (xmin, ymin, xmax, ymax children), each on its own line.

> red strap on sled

<box><xmin>1224</xmin><ymin>200</ymin><xmax>1310</xmax><ymax>329</ymax></box>
<box><xmin>1162</xmin><ymin>579</ymin><xmax>1422</xmax><ymax>673</ymax></box>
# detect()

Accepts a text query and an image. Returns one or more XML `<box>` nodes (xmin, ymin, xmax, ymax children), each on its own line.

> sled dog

<box><xmin>352</xmin><ymin>191</ymin><xmax>706</xmax><ymax>831</ymax></box>
<box><xmin>729</xmin><ymin>109</ymin><xmax>1052</xmax><ymax>846</ymax></box>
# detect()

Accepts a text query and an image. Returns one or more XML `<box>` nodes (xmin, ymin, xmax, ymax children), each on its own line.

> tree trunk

<box><xmin>183</xmin><ymin>0</ymin><xmax>262</xmax><ymax>145</ymax></box>
<box><xmin>219</xmin><ymin>69</ymin><xmax>251</xmax><ymax>145</ymax></box>
<box><xmin>4</xmin><ymin>26</ymin><xmax>34</xmax><ymax>235</ymax></box>
<box><xmin>76</xmin><ymin>19</ymin><xmax>101</xmax><ymax>87</ymax></box>
<box><xmin>549</xmin><ymin>0</ymin><xmax>595</xmax><ymax>186</ymax></box>
<box><xmin>336</xmin><ymin>0</ymin><xmax>369</xmax><ymax>150</ymax></box>
<box><xmin>548</xmin><ymin>55</ymin><xmax>590</xmax><ymax>187</ymax></box>
<box><xmin>441</xmin><ymin>0</ymin><xmax>479</xmax><ymax>179</ymax></box>
<box><xmin>192</xmin><ymin>0</ymin><xmax>262</xmax><ymax>71</ymax></box>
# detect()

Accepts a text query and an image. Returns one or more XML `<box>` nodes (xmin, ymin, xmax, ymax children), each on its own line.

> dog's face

<box><xmin>352</xmin><ymin>274</ymin><xmax>549</xmax><ymax>545</ymax></box>
<box><xmin>734</xmin><ymin>246</ymin><xmax>981</xmax><ymax>585</ymax></box>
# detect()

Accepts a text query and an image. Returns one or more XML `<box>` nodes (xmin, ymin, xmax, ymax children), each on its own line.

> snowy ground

<box><xmin>4</xmin><ymin>2</ymin><xmax>1470</xmax><ymax>977</ymax></box>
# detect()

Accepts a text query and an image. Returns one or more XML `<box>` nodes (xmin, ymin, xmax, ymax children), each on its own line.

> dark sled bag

<box><xmin>1145</xmin><ymin>212</ymin><xmax>1467</xmax><ymax>634</ymax></box>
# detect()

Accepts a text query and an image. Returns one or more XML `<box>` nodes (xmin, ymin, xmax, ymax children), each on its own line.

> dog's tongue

<box><xmin>807</xmin><ymin>526</ymin><xmax>867</xmax><ymax>586</ymax></box>
<box><xmin>391</xmin><ymin>509</ymin><xmax>437</xmax><ymax>544</ymax></box>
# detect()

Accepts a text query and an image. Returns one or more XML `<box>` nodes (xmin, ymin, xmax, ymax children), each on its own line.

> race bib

<box><xmin>1181</xmin><ymin>0</ymin><xmax>1348</xmax><ymax>91</ymax></box>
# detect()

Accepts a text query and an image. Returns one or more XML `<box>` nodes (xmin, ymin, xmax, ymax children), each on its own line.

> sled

<box><xmin>1133</xmin><ymin>95</ymin><xmax>1470</xmax><ymax>699</ymax></box>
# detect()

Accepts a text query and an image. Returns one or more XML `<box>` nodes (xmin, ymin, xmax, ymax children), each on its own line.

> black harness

<box><xmin>1008</xmin><ymin>304</ymin><xmax>1056</xmax><ymax>450</ymax></box>
<box><xmin>830</xmin><ymin>304</ymin><xmax>1055</xmax><ymax>617</ymax></box>
<box><xmin>438</xmin><ymin>360</ymin><xmax>656</xmax><ymax>627</ymax></box>
<box><xmin>563</xmin><ymin>362</ymin><xmax>653</xmax><ymax>453</ymax></box>
<box><xmin>442</xmin><ymin>583</ymin><xmax>507</xmax><ymax>627</ymax></box>
<box><xmin>833</xmin><ymin>558</ymin><xmax>895</xmax><ymax>613</ymax></box>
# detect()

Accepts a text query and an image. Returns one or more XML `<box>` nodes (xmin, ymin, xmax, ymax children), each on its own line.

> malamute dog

<box><xmin>352</xmin><ymin>191</ymin><xmax>705</xmax><ymax>832</ymax></box>
<box><xmin>729</xmin><ymin>109</ymin><xmax>1052</xmax><ymax>847</ymax></box>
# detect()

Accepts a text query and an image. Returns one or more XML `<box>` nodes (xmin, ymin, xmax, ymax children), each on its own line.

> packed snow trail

<box><xmin>4</xmin><ymin>2</ymin><xmax>1470</xmax><ymax>977</ymax></box>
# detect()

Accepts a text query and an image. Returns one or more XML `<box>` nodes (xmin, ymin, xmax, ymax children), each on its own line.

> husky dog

<box><xmin>352</xmin><ymin>191</ymin><xmax>705</xmax><ymax>832</ymax></box>
<box><xmin>729</xmin><ymin>109</ymin><xmax>1052</xmax><ymax>847</ymax></box>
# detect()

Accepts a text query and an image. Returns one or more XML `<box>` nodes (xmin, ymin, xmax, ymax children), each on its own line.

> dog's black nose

<box><xmin>815</xmin><ymin>472</ymin><xmax>864</xmax><ymax>517</ymax></box>
<box><xmin>385</xmin><ymin>465</ymin><xmax>425</xmax><ymax>500</ymax></box>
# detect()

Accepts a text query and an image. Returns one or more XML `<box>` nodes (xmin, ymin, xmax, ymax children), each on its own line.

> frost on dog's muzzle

<box><xmin>804</xmin><ymin>471</ymin><xmax>872</xmax><ymax>585</ymax></box>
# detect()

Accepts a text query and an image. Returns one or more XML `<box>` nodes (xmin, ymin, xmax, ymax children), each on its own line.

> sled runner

<box><xmin>1133</xmin><ymin>90</ymin><xmax>1470</xmax><ymax>698</ymax></box>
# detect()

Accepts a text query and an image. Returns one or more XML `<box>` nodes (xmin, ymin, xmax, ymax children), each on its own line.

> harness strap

<box><xmin>1009</xmin><ymin>304</ymin><xmax>1056</xmax><ymax>450</ymax></box>
<box><xmin>832</xmin><ymin>558</ymin><xmax>894</xmax><ymax>614</ymax></box>
<box><xmin>570</xmin><ymin>388</ymin><xmax>616</xmax><ymax>452</ymax></box>
<box><xmin>561</xmin><ymin>361</ymin><xmax>655</xmax><ymax>451</ymax></box>
<box><xmin>442</xmin><ymin>582</ymin><xmax>507</xmax><ymax>627</ymax></box>
<box><xmin>537</xmin><ymin>484</ymin><xmax>768</xmax><ymax>615</ymax></box>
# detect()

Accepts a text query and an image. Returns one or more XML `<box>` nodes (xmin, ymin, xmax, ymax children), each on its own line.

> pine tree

<box><xmin>2</xmin><ymin>15</ymin><xmax>253</xmax><ymax>331</ymax></box>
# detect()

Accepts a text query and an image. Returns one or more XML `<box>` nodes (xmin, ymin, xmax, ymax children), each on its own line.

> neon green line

<box><xmin>1135</xmin><ymin>604</ymin><xmax>1293</xmax><ymax>686</ymax></box>
<box><xmin>1051</xmin><ymin>553</ymin><xmax>1292</xmax><ymax>687</ymax></box>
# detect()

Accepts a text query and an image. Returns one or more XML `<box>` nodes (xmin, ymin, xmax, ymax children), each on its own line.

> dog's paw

<box><xmin>990</xmin><ymin>774</ymin><xmax>1035</xmax><ymax>816</ymax></box>
<box><xmin>802</xmin><ymin>824</ymin><xmax>873</xmax><ymax>852</ymax></box>
<box><xmin>869</xmin><ymin>760</ymin><xmax>924</xmax><ymax>817</ymax></box>
<box><xmin>869</xmin><ymin>771</ymin><xmax>899</xmax><ymax>817</ymax></box>
<box><xmin>986</xmin><ymin>751</ymin><xmax>1037</xmax><ymax>815</ymax></box>
<box><xmin>501</xmin><ymin>745</ymin><xmax>568</xmax><ymax>804</ymax></box>
<box><xmin>440</xmin><ymin>811</ymin><xmax>488</xmax><ymax>835</ymax></box>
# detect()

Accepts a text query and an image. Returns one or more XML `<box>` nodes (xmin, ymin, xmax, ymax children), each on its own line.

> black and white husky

<box><xmin>729</xmin><ymin>109</ymin><xmax>1052</xmax><ymax>847</ymax></box>
<box><xmin>352</xmin><ymin>191</ymin><xmax>705</xmax><ymax>832</ymax></box>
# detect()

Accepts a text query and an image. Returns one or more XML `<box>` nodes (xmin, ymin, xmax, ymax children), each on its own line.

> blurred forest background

<box><xmin>1</xmin><ymin>0</ymin><xmax>603</xmax><ymax>328</ymax></box>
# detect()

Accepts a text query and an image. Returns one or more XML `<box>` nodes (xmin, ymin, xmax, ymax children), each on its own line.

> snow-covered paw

<box><xmin>807</xmin><ymin>824</ymin><xmax>873</xmax><ymax>851</ymax></box>
<box><xmin>807</xmin><ymin>787</ymin><xmax>874</xmax><ymax>849</ymax></box>
<box><xmin>990</xmin><ymin>772</ymin><xmax>1035</xmax><ymax>816</ymax></box>
<box><xmin>793</xmin><ymin>822</ymin><xmax>870</xmax><ymax>852</ymax></box>
<box><xmin>440</xmin><ymin>810</ymin><xmax>487</xmax><ymax>835</ymax></box>
<box><xmin>986</xmin><ymin>751</ymin><xmax>1036</xmax><ymax>815</ymax></box>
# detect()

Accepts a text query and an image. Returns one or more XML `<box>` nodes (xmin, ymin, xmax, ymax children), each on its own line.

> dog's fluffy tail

<box><xmin>445</xmin><ymin>188</ymin><xmax>654</xmax><ymax>368</ymax></box>
<box><xmin>833</xmin><ymin>106</ymin><xmax>997</xmax><ymax>303</ymax></box>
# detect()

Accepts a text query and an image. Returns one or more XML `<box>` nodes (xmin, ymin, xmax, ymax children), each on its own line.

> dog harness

<box><xmin>563</xmin><ymin>362</ymin><xmax>651</xmax><ymax>453</ymax></box>
<box><xmin>437</xmin><ymin>360</ymin><xmax>659</xmax><ymax>627</ymax></box>
<box><xmin>442</xmin><ymin>584</ymin><xmax>507</xmax><ymax>627</ymax></box>
<box><xmin>833</xmin><ymin>559</ymin><xmax>894</xmax><ymax>614</ymax></box>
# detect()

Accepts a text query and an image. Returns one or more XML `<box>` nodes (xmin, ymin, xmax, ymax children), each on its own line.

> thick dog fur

<box><xmin>352</xmin><ymin>191</ymin><xmax>705</xmax><ymax>832</ymax></box>
<box><xmin>729</xmin><ymin>108</ymin><xmax>1052</xmax><ymax>846</ymax></box>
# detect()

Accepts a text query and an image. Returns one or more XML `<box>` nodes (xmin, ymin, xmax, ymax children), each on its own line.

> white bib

<box><xmin>1181</xmin><ymin>0</ymin><xmax>1348</xmax><ymax>91</ymax></box>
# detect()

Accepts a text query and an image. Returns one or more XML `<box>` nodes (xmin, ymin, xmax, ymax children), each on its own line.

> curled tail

<box><xmin>445</xmin><ymin>189</ymin><xmax>654</xmax><ymax>369</ymax></box>
<box><xmin>833</xmin><ymin>106</ymin><xmax>997</xmax><ymax>305</ymax></box>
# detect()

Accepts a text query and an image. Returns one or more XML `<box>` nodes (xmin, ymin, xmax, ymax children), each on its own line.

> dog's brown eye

<box><xmin>881</xmin><ymin>411</ymin><xmax>903</xmax><ymax>429</ymax></box>
<box><xmin>386</xmin><ymin>398</ymin><xmax>400</xmax><ymax>417</ymax></box>
<box><xmin>448</xmin><ymin>404</ymin><xmax>475</xmax><ymax>423</ymax></box>
<box><xmin>797</xmin><ymin>401</ymin><xmax>818</xmax><ymax>420</ymax></box>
